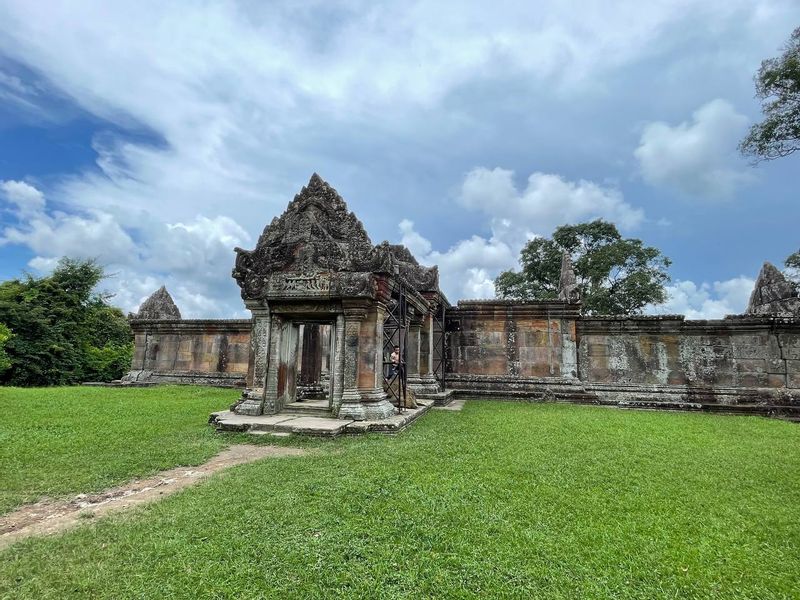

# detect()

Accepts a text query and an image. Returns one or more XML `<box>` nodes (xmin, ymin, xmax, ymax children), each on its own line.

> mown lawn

<box><xmin>0</xmin><ymin>385</ymin><xmax>239</xmax><ymax>514</ymax></box>
<box><xmin>2</xmin><ymin>394</ymin><xmax>800</xmax><ymax>599</ymax></box>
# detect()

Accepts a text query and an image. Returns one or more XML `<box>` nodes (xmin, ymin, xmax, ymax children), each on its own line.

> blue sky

<box><xmin>0</xmin><ymin>1</ymin><xmax>798</xmax><ymax>318</ymax></box>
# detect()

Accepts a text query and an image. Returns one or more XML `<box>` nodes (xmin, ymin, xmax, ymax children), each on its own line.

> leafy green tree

<box><xmin>494</xmin><ymin>220</ymin><xmax>671</xmax><ymax>315</ymax></box>
<box><xmin>739</xmin><ymin>26</ymin><xmax>800</xmax><ymax>162</ymax></box>
<box><xmin>0</xmin><ymin>258</ymin><xmax>133</xmax><ymax>386</ymax></box>
<box><xmin>0</xmin><ymin>323</ymin><xmax>11</xmax><ymax>373</ymax></box>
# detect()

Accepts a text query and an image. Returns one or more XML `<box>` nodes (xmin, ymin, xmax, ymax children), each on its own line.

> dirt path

<box><xmin>0</xmin><ymin>444</ymin><xmax>307</xmax><ymax>551</ymax></box>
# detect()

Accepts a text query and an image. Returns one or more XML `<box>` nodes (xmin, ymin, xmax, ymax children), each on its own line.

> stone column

<box><xmin>413</xmin><ymin>310</ymin><xmax>441</xmax><ymax>393</ymax></box>
<box><xmin>406</xmin><ymin>316</ymin><xmax>432</xmax><ymax>394</ymax></box>
<box><xmin>561</xmin><ymin>319</ymin><xmax>578</xmax><ymax>379</ymax></box>
<box><xmin>407</xmin><ymin>317</ymin><xmax>421</xmax><ymax>377</ymax></box>
<box><xmin>262</xmin><ymin>315</ymin><xmax>283</xmax><ymax>414</ymax></box>
<box><xmin>234</xmin><ymin>306</ymin><xmax>272</xmax><ymax>416</ymax></box>
<box><xmin>358</xmin><ymin>303</ymin><xmax>395</xmax><ymax>420</ymax></box>
<box><xmin>330</xmin><ymin>315</ymin><xmax>345</xmax><ymax>415</ymax></box>
<box><xmin>337</xmin><ymin>302</ymin><xmax>395</xmax><ymax>421</ymax></box>
<box><xmin>337</xmin><ymin>306</ymin><xmax>366</xmax><ymax>420</ymax></box>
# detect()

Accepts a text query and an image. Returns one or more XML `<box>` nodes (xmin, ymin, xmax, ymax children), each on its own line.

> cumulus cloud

<box><xmin>648</xmin><ymin>276</ymin><xmax>755</xmax><ymax>319</ymax></box>
<box><xmin>0</xmin><ymin>180</ymin><xmax>250</xmax><ymax>317</ymax></box>
<box><xmin>0</xmin><ymin>2</ymin><xmax>778</xmax><ymax>226</ymax></box>
<box><xmin>400</xmin><ymin>167</ymin><xmax>645</xmax><ymax>301</ymax></box>
<box><xmin>461</xmin><ymin>168</ymin><xmax>643</xmax><ymax>246</ymax></box>
<box><xmin>635</xmin><ymin>99</ymin><xmax>752</xmax><ymax>198</ymax></box>
<box><xmin>0</xmin><ymin>2</ymin><xmax>793</xmax><ymax>314</ymax></box>
<box><xmin>401</xmin><ymin>221</ymin><xmax>516</xmax><ymax>301</ymax></box>
<box><xmin>1</xmin><ymin>180</ymin><xmax>45</xmax><ymax>216</ymax></box>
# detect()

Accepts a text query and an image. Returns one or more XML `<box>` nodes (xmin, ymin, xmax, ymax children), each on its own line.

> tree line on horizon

<box><xmin>0</xmin><ymin>258</ymin><xmax>132</xmax><ymax>386</ymax></box>
<box><xmin>0</xmin><ymin>243</ymin><xmax>797</xmax><ymax>387</ymax></box>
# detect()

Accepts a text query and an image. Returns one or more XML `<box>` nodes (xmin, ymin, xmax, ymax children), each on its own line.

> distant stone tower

<box><xmin>746</xmin><ymin>262</ymin><xmax>800</xmax><ymax>317</ymax></box>
<box><xmin>131</xmin><ymin>286</ymin><xmax>182</xmax><ymax>320</ymax></box>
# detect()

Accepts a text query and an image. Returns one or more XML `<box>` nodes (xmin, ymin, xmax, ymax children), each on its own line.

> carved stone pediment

<box><xmin>232</xmin><ymin>173</ymin><xmax>440</xmax><ymax>302</ymax></box>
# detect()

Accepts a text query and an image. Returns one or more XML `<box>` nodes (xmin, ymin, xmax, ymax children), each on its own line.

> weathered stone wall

<box><xmin>127</xmin><ymin>319</ymin><xmax>251</xmax><ymax>387</ymax></box>
<box><xmin>447</xmin><ymin>300</ymin><xmax>580</xmax><ymax>377</ymax></box>
<box><xmin>443</xmin><ymin>302</ymin><xmax>800</xmax><ymax>412</ymax></box>
<box><xmin>443</xmin><ymin>301</ymin><xmax>585</xmax><ymax>397</ymax></box>
<box><xmin>126</xmin><ymin>302</ymin><xmax>800</xmax><ymax>416</ymax></box>
<box><xmin>576</xmin><ymin>316</ymin><xmax>800</xmax><ymax>400</ymax></box>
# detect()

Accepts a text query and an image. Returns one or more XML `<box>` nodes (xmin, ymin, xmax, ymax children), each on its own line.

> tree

<box><xmin>0</xmin><ymin>258</ymin><xmax>133</xmax><ymax>386</ymax></box>
<box><xmin>494</xmin><ymin>220</ymin><xmax>671</xmax><ymax>315</ymax></box>
<box><xmin>739</xmin><ymin>26</ymin><xmax>800</xmax><ymax>162</ymax></box>
<box><xmin>0</xmin><ymin>323</ymin><xmax>11</xmax><ymax>374</ymax></box>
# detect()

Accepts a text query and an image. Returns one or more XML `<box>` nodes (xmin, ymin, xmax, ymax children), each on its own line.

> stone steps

<box><xmin>210</xmin><ymin>402</ymin><xmax>435</xmax><ymax>437</ymax></box>
<box><xmin>281</xmin><ymin>403</ymin><xmax>332</xmax><ymax>418</ymax></box>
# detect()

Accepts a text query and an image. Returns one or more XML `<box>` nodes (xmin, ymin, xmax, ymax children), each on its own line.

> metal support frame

<box><xmin>382</xmin><ymin>278</ymin><xmax>408</xmax><ymax>412</ymax></box>
<box><xmin>432</xmin><ymin>299</ymin><xmax>446</xmax><ymax>391</ymax></box>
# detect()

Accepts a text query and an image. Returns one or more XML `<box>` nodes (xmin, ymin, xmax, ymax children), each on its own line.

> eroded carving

<box><xmin>557</xmin><ymin>252</ymin><xmax>582</xmax><ymax>304</ymax></box>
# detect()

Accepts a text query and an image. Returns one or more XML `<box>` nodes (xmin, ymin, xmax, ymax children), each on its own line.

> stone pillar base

<box><xmin>338</xmin><ymin>388</ymin><xmax>396</xmax><ymax>421</ymax></box>
<box><xmin>360</xmin><ymin>387</ymin><xmax>396</xmax><ymax>420</ymax></box>
<box><xmin>232</xmin><ymin>388</ymin><xmax>264</xmax><ymax>416</ymax></box>
<box><xmin>337</xmin><ymin>389</ymin><xmax>364</xmax><ymax>420</ymax></box>
<box><xmin>408</xmin><ymin>375</ymin><xmax>441</xmax><ymax>395</ymax></box>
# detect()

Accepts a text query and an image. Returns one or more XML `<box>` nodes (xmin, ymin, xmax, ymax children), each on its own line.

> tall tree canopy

<box><xmin>0</xmin><ymin>324</ymin><xmax>11</xmax><ymax>374</ymax></box>
<box><xmin>494</xmin><ymin>220</ymin><xmax>671</xmax><ymax>315</ymax></box>
<box><xmin>739</xmin><ymin>26</ymin><xmax>800</xmax><ymax>162</ymax></box>
<box><xmin>0</xmin><ymin>258</ymin><xmax>133</xmax><ymax>386</ymax></box>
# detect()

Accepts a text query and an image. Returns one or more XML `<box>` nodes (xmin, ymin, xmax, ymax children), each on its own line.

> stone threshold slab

<box><xmin>210</xmin><ymin>401</ymin><xmax>434</xmax><ymax>437</ymax></box>
<box><xmin>416</xmin><ymin>389</ymin><xmax>456</xmax><ymax>406</ymax></box>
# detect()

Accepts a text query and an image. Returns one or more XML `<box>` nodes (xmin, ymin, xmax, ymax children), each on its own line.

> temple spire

<box><xmin>132</xmin><ymin>286</ymin><xmax>182</xmax><ymax>320</ymax></box>
<box><xmin>746</xmin><ymin>261</ymin><xmax>800</xmax><ymax>316</ymax></box>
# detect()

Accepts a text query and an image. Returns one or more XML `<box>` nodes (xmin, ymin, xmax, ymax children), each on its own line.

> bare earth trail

<box><xmin>0</xmin><ymin>444</ymin><xmax>307</xmax><ymax>551</ymax></box>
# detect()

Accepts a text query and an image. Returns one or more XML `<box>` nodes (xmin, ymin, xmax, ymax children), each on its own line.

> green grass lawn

<box><xmin>2</xmin><ymin>392</ymin><xmax>800</xmax><ymax>599</ymax></box>
<box><xmin>0</xmin><ymin>385</ymin><xmax>239</xmax><ymax>514</ymax></box>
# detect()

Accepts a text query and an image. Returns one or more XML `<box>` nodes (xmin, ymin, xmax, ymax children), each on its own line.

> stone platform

<box><xmin>210</xmin><ymin>400</ymin><xmax>434</xmax><ymax>437</ymax></box>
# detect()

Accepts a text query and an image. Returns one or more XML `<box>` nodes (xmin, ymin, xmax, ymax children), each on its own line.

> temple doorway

<box><xmin>280</xmin><ymin>321</ymin><xmax>334</xmax><ymax>412</ymax></box>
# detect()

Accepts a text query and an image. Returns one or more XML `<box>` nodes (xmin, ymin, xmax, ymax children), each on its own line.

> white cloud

<box><xmin>400</xmin><ymin>167</ymin><xmax>645</xmax><ymax>301</ymax></box>
<box><xmin>0</xmin><ymin>2</ymin><xmax>794</xmax><ymax>314</ymax></box>
<box><xmin>398</xmin><ymin>219</ymin><xmax>432</xmax><ymax>257</ymax></box>
<box><xmin>635</xmin><ymin>99</ymin><xmax>752</xmax><ymax>198</ymax></box>
<box><xmin>461</xmin><ymin>168</ymin><xmax>644</xmax><ymax>245</ymax></box>
<box><xmin>0</xmin><ymin>2</ymin><xmax>779</xmax><ymax>225</ymax></box>
<box><xmin>648</xmin><ymin>276</ymin><xmax>755</xmax><ymax>319</ymax></box>
<box><xmin>400</xmin><ymin>220</ymin><xmax>517</xmax><ymax>301</ymax></box>
<box><xmin>1</xmin><ymin>180</ymin><xmax>46</xmax><ymax>216</ymax></box>
<box><xmin>0</xmin><ymin>181</ymin><xmax>250</xmax><ymax>317</ymax></box>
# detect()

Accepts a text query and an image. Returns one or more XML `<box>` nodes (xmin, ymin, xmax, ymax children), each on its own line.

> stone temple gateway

<box><xmin>226</xmin><ymin>173</ymin><xmax>447</xmax><ymax>421</ymax></box>
<box><xmin>125</xmin><ymin>174</ymin><xmax>800</xmax><ymax>428</ymax></box>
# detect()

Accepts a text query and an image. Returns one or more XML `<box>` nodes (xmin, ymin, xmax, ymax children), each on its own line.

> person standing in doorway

<box><xmin>390</xmin><ymin>345</ymin><xmax>400</xmax><ymax>378</ymax></box>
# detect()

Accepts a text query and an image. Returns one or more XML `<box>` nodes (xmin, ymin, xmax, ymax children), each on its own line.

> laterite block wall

<box><xmin>576</xmin><ymin>316</ymin><xmax>800</xmax><ymax>390</ymax></box>
<box><xmin>128</xmin><ymin>319</ymin><xmax>252</xmax><ymax>387</ymax></box>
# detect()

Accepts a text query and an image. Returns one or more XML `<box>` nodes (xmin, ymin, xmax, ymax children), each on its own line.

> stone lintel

<box><xmin>129</xmin><ymin>319</ymin><xmax>251</xmax><ymax>335</ymax></box>
<box><xmin>451</xmin><ymin>300</ymin><xmax>581</xmax><ymax>320</ymax></box>
<box><xmin>578</xmin><ymin>315</ymin><xmax>800</xmax><ymax>336</ymax></box>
